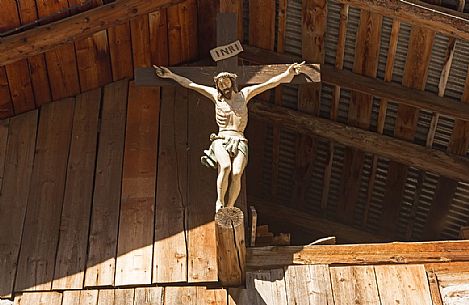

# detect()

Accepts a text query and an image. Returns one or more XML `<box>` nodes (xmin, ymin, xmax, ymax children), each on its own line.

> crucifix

<box><xmin>135</xmin><ymin>13</ymin><xmax>320</xmax><ymax>213</ymax></box>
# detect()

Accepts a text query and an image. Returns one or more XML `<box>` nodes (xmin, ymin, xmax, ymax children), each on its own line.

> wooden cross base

<box><xmin>215</xmin><ymin>207</ymin><xmax>246</xmax><ymax>287</ymax></box>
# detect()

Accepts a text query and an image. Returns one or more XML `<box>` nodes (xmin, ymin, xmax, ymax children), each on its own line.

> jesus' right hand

<box><xmin>153</xmin><ymin>65</ymin><xmax>173</xmax><ymax>78</ymax></box>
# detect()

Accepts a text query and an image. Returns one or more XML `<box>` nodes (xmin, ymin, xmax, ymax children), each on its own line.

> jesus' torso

<box><xmin>215</xmin><ymin>91</ymin><xmax>248</xmax><ymax>134</ymax></box>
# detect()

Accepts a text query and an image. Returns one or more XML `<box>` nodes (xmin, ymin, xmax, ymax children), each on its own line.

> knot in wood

<box><xmin>215</xmin><ymin>207</ymin><xmax>243</xmax><ymax>228</ymax></box>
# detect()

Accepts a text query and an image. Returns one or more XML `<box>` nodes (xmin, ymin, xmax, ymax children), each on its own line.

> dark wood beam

<box><xmin>135</xmin><ymin>64</ymin><xmax>321</xmax><ymax>86</ymax></box>
<box><xmin>251</xmin><ymin>198</ymin><xmax>388</xmax><ymax>244</ymax></box>
<box><xmin>247</xmin><ymin>240</ymin><xmax>469</xmax><ymax>269</ymax></box>
<box><xmin>337</xmin><ymin>0</ymin><xmax>469</xmax><ymax>41</ymax></box>
<box><xmin>0</xmin><ymin>0</ymin><xmax>185</xmax><ymax>66</ymax></box>
<box><xmin>250</xmin><ymin>101</ymin><xmax>469</xmax><ymax>182</ymax></box>
<box><xmin>241</xmin><ymin>45</ymin><xmax>469</xmax><ymax>122</ymax></box>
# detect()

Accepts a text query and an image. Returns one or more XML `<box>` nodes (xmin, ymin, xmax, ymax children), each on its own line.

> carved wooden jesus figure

<box><xmin>154</xmin><ymin>62</ymin><xmax>305</xmax><ymax>212</ymax></box>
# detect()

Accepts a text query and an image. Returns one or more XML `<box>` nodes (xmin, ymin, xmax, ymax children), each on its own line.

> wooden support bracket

<box><xmin>215</xmin><ymin>207</ymin><xmax>246</xmax><ymax>287</ymax></box>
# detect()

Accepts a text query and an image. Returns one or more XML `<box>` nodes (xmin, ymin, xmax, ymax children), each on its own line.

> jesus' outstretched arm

<box><xmin>241</xmin><ymin>61</ymin><xmax>305</xmax><ymax>102</ymax></box>
<box><xmin>154</xmin><ymin>65</ymin><xmax>217</xmax><ymax>102</ymax></box>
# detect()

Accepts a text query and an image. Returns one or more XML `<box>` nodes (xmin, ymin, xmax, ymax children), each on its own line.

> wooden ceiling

<box><xmin>1</xmin><ymin>0</ymin><xmax>469</xmax><ymax>243</ymax></box>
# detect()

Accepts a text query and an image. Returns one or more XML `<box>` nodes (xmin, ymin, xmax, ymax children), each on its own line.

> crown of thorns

<box><xmin>214</xmin><ymin>72</ymin><xmax>238</xmax><ymax>83</ymax></box>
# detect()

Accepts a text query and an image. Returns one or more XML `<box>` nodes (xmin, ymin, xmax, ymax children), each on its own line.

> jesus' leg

<box><xmin>226</xmin><ymin>151</ymin><xmax>247</xmax><ymax>208</ymax></box>
<box><xmin>213</xmin><ymin>140</ymin><xmax>232</xmax><ymax>212</ymax></box>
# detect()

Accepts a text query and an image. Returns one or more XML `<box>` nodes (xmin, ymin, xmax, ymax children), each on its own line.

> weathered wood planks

<box><xmin>330</xmin><ymin>266</ymin><xmax>381</xmax><ymax>304</ymax></box>
<box><xmin>108</xmin><ymin>22</ymin><xmax>134</xmax><ymax>81</ymax></box>
<box><xmin>153</xmin><ymin>87</ymin><xmax>188</xmax><ymax>284</ymax></box>
<box><xmin>285</xmin><ymin>265</ymin><xmax>334</xmax><ymax>304</ymax></box>
<box><xmin>115</xmin><ymin>82</ymin><xmax>159</xmax><ymax>286</ymax></box>
<box><xmin>15</xmin><ymin>99</ymin><xmax>74</xmax><ymax>292</ymax></box>
<box><xmin>85</xmin><ymin>80</ymin><xmax>128</xmax><ymax>287</ymax></box>
<box><xmin>0</xmin><ymin>112</ymin><xmax>37</xmax><ymax>298</ymax></box>
<box><xmin>53</xmin><ymin>89</ymin><xmax>101</xmax><ymax>290</ymax></box>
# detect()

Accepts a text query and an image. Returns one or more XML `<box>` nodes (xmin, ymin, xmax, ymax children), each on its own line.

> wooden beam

<box><xmin>247</xmin><ymin>240</ymin><xmax>469</xmax><ymax>269</ymax></box>
<box><xmin>252</xmin><ymin>198</ymin><xmax>388</xmax><ymax>243</ymax></box>
<box><xmin>135</xmin><ymin>64</ymin><xmax>321</xmax><ymax>86</ymax></box>
<box><xmin>0</xmin><ymin>0</ymin><xmax>185</xmax><ymax>66</ymax></box>
<box><xmin>249</xmin><ymin>102</ymin><xmax>469</xmax><ymax>183</ymax></box>
<box><xmin>240</xmin><ymin>46</ymin><xmax>469</xmax><ymax>122</ymax></box>
<box><xmin>337</xmin><ymin>0</ymin><xmax>469</xmax><ymax>41</ymax></box>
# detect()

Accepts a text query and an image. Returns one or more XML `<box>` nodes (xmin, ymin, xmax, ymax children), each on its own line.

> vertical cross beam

<box><xmin>216</xmin><ymin>13</ymin><xmax>239</xmax><ymax>71</ymax></box>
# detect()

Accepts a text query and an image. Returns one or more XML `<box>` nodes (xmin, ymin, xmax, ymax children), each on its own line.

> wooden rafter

<box><xmin>0</xmin><ymin>0</ymin><xmax>185</xmax><ymax>66</ymax></box>
<box><xmin>250</xmin><ymin>101</ymin><xmax>469</xmax><ymax>183</ymax></box>
<box><xmin>241</xmin><ymin>46</ymin><xmax>469</xmax><ymax>122</ymax></box>
<box><xmin>247</xmin><ymin>240</ymin><xmax>469</xmax><ymax>268</ymax></box>
<box><xmin>338</xmin><ymin>0</ymin><xmax>469</xmax><ymax>41</ymax></box>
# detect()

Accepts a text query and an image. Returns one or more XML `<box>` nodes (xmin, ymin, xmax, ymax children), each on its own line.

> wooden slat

<box><xmin>85</xmin><ymin>80</ymin><xmax>128</xmax><ymax>287</ymax></box>
<box><xmin>16</xmin><ymin>0</ymin><xmax>52</xmax><ymax>107</ymax></box>
<box><xmin>167</xmin><ymin>0</ymin><xmax>198</xmax><ymax>65</ymax></box>
<box><xmin>196</xmin><ymin>0</ymin><xmax>218</xmax><ymax>56</ymax></box>
<box><xmin>437</xmin><ymin>272</ymin><xmax>469</xmax><ymax>305</ymax></box>
<box><xmin>330</xmin><ymin>266</ymin><xmax>380</xmax><ymax>305</ymax></box>
<box><xmin>246</xmin><ymin>269</ymin><xmax>287</xmax><ymax>305</ymax></box>
<box><xmin>196</xmin><ymin>287</ymin><xmax>227</xmax><ymax>305</ymax></box>
<box><xmin>164</xmin><ymin>287</ymin><xmax>197</xmax><ymax>305</ymax></box>
<box><xmin>0</xmin><ymin>118</ymin><xmax>9</xmax><ymax>191</ymax></box>
<box><xmin>337</xmin><ymin>11</ymin><xmax>382</xmax><ymax>223</ymax></box>
<box><xmin>250</xmin><ymin>102</ymin><xmax>469</xmax><ymax>183</ymax></box>
<box><xmin>36</xmin><ymin>0</ymin><xmax>81</xmax><ymax>101</ymax></box>
<box><xmin>427</xmin><ymin>271</ymin><xmax>444</xmax><ymax>305</ymax></box>
<box><xmin>15</xmin><ymin>99</ymin><xmax>74</xmax><ymax>292</ymax></box>
<box><xmin>130</xmin><ymin>14</ymin><xmax>152</xmax><ymax>68</ymax></box>
<box><xmin>0</xmin><ymin>67</ymin><xmax>14</xmax><ymax>118</ymax></box>
<box><xmin>284</xmin><ymin>265</ymin><xmax>334</xmax><ymax>305</ymax></box>
<box><xmin>375</xmin><ymin>265</ymin><xmax>433</xmax><ymax>305</ymax></box>
<box><xmin>75</xmin><ymin>30</ymin><xmax>112</xmax><ymax>91</ymax></box>
<box><xmin>337</xmin><ymin>0</ymin><xmax>469</xmax><ymax>41</ymax></box>
<box><xmin>115</xmin><ymin>82</ymin><xmax>159</xmax><ymax>286</ymax></box>
<box><xmin>380</xmin><ymin>26</ymin><xmax>435</xmax><ymax>236</ymax></box>
<box><xmin>108</xmin><ymin>22</ymin><xmax>134</xmax><ymax>80</ymax></box>
<box><xmin>249</xmin><ymin>0</ymin><xmax>275</xmax><ymax>50</ymax></box>
<box><xmin>252</xmin><ymin>198</ymin><xmax>387</xmax><ymax>243</ymax></box>
<box><xmin>0</xmin><ymin>112</ymin><xmax>37</xmax><ymax>298</ymax></box>
<box><xmin>134</xmin><ymin>287</ymin><xmax>164</xmax><ymax>305</ymax></box>
<box><xmin>15</xmin><ymin>292</ymin><xmax>63</xmax><ymax>305</ymax></box>
<box><xmin>52</xmin><ymin>89</ymin><xmax>101</xmax><ymax>290</ymax></box>
<box><xmin>153</xmin><ymin>88</ymin><xmax>188</xmax><ymax>283</ymax></box>
<box><xmin>97</xmin><ymin>290</ymin><xmax>115</xmax><ymax>305</ymax></box>
<box><xmin>1</xmin><ymin>0</ymin><xmax>35</xmax><ymax>114</ymax></box>
<box><xmin>247</xmin><ymin>240</ymin><xmax>469</xmax><ymax>268</ymax></box>
<box><xmin>0</xmin><ymin>0</ymin><xmax>186</xmax><ymax>66</ymax></box>
<box><xmin>63</xmin><ymin>290</ymin><xmax>99</xmax><ymax>305</ymax></box>
<box><xmin>187</xmin><ymin>90</ymin><xmax>218</xmax><ymax>283</ymax></box>
<box><xmin>114</xmin><ymin>289</ymin><xmax>135</xmax><ymax>305</ymax></box>
<box><xmin>149</xmin><ymin>9</ymin><xmax>169</xmax><ymax>66</ymax></box>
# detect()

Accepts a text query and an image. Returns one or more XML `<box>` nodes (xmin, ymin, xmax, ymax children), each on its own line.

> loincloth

<box><xmin>200</xmin><ymin>133</ymin><xmax>248</xmax><ymax>170</ymax></box>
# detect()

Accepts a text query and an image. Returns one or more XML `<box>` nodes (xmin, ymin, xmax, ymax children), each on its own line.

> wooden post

<box><xmin>215</xmin><ymin>207</ymin><xmax>246</xmax><ymax>286</ymax></box>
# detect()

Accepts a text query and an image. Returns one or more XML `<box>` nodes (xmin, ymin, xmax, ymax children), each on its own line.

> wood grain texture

<box><xmin>0</xmin><ymin>112</ymin><xmax>37</xmax><ymax>298</ymax></box>
<box><xmin>153</xmin><ymin>88</ymin><xmax>188</xmax><ymax>284</ymax></box>
<box><xmin>187</xmin><ymin>90</ymin><xmax>218</xmax><ymax>283</ymax></box>
<box><xmin>15</xmin><ymin>99</ymin><xmax>74</xmax><ymax>292</ymax></box>
<box><xmin>75</xmin><ymin>30</ymin><xmax>112</xmax><ymax>91</ymax></box>
<box><xmin>196</xmin><ymin>287</ymin><xmax>227</xmax><ymax>305</ymax></box>
<box><xmin>130</xmin><ymin>14</ymin><xmax>152</xmax><ymax>68</ymax></box>
<box><xmin>134</xmin><ymin>287</ymin><xmax>164</xmax><ymax>305</ymax></box>
<box><xmin>0</xmin><ymin>67</ymin><xmax>14</xmax><ymax>118</ymax></box>
<box><xmin>0</xmin><ymin>119</ymin><xmax>9</xmax><ymax>193</ymax></box>
<box><xmin>149</xmin><ymin>9</ymin><xmax>169</xmax><ymax>66</ymax></box>
<box><xmin>164</xmin><ymin>287</ymin><xmax>197</xmax><ymax>305</ymax></box>
<box><xmin>114</xmin><ymin>289</ymin><xmax>135</xmax><ymax>305</ymax></box>
<box><xmin>115</xmin><ymin>82</ymin><xmax>159</xmax><ymax>286</ymax></box>
<box><xmin>108</xmin><ymin>22</ymin><xmax>134</xmax><ymax>80</ymax></box>
<box><xmin>330</xmin><ymin>266</ymin><xmax>380</xmax><ymax>305</ymax></box>
<box><xmin>246</xmin><ymin>269</ymin><xmax>287</xmax><ymax>305</ymax></box>
<box><xmin>249</xmin><ymin>0</ymin><xmax>275</xmax><ymax>50</ymax></box>
<box><xmin>250</xmin><ymin>102</ymin><xmax>469</xmax><ymax>183</ymax></box>
<box><xmin>0</xmin><ymin>0</ymin><xmax>186</xmax><ymax>65</ymax></box>
<box><xmin>52</xmin><ymin>89</ymin><xmax>101</xmax><ymax>290</ymax></box>
<box><xmin>375</xmin><ymin>264</ymin><xmax>432</xmax><ymax>305</ymax></box>
<box><xmin>220</xmin><ymin>0</ymin><xmax>243</xmax><ymax>40</ymax></box>
<box><xmin>167</xmin><ymin>0</ymin><xmax>198</xmax><ymax>65</ymax></box>
<box><xmin>15</xmin><ymin>292</ymin><xmax>63</xmax><ymax>305</ymax></box>
<box><xmin>85</xmin><ymin>80</ymin><xmax>128</xmax><ymax>287</ymax></box>
<box><xmin>284</xmin><ymin>265</ymin><xmax>334</xmax><ymax>305</ymax></box>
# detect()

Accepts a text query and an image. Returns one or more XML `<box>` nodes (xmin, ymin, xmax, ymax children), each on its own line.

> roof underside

<box><xmin>0</xmin><ymin>0</ymin><xmax>468</xmax><ymax>243</ymax></box>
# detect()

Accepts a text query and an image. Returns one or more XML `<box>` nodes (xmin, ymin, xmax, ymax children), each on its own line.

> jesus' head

<box><xmin>214</xmin><ymin>72</ymin><xmax>238</xmax><ymax>100</ymax></box>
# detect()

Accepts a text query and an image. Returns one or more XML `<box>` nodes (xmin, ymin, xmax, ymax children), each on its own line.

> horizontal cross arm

<box><xmin>135</xmin><ymin>64</ymin><xmax>320</xmax><ymax>87</ymax></box>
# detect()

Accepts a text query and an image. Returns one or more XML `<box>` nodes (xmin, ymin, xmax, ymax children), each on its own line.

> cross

<box><xmin>135</xmin><ymin>13</ymin><xmax>320</xmax><ymax>87</ymax></box>
<box><xmin>134</xmin><ymin>12</ymin><xmax>320</xmax><ymax>215</ymax></box>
